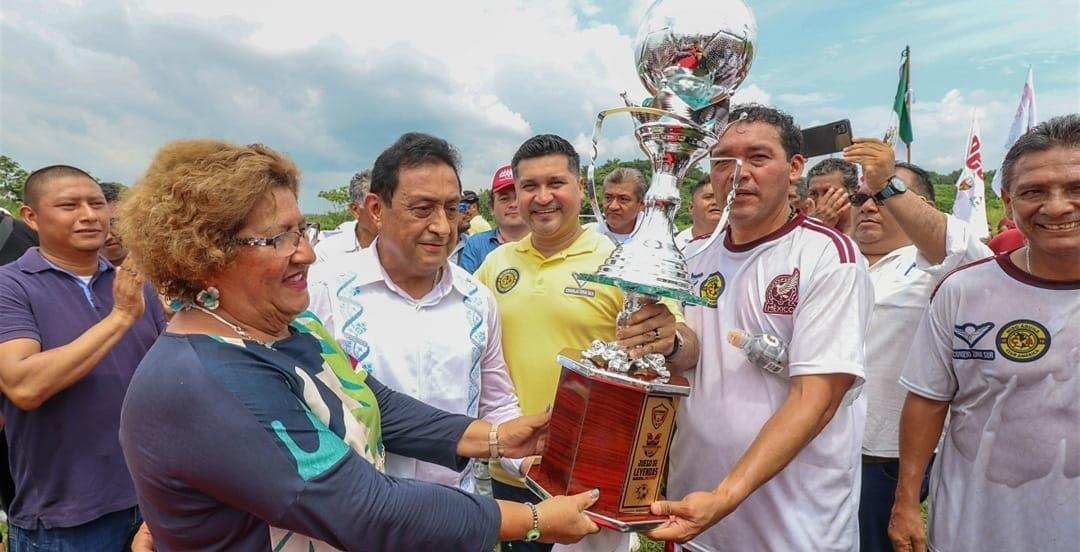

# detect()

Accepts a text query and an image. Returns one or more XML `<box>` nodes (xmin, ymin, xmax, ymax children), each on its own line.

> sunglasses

<box><xmin>849</xmin><ymin>192</ymin><xmax>883</xmax><ymax>207</ymax></box>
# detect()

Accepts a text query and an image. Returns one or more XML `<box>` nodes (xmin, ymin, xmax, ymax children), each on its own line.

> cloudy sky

<box><xmin>2</xmin><ymin>0</ymin><xmax>1078</xmax><ymax>211</ymax></box>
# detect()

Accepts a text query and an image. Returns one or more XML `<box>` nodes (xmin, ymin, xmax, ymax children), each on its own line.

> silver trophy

<box><xmin>578</xmin><ymin>0</ymin><xmax>757</xmax><ymax>380</ymax></box>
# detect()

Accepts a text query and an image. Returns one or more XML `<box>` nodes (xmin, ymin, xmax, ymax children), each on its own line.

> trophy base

<box><xmin>524</xmin><ymin>474</ymin><xmax>668</xmax><ymax>532</ymax></box>
<box><xmin>526</xmin><ymin>350</ymin><xmax>690</xmax><ymax>532</ymax></box>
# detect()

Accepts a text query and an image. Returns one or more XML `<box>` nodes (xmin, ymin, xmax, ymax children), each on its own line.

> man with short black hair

<box><xmin>889</xmin><ymin>114</ymin><xmax>1080</xmax><ymax>552</ymax></box>
<box><xmin>595</xmin><ymin>167</ymin><xmax>646</xmax><ymax>244</ymax></box>
<box><xmin>99</xmin><ymin>182</ymin><xmax>128</xmax><ymax>265</ymax></box>
<box><xmin>309</xmin><ymin>132</ymin><xmax>529</xmax><ymax>498</ymax></box>
<box><xmin>461</xmin><ymin>189</ymin><xmax>492</xmax><ymax>236</ymax></box>
<box><xmin>788</xmin><ymin>176</ymin><xmax>809</xmax><ymax>212</ymax></box>
<box><xmin>314</xmin><ymin>170</ymin><xmax>377</xmax><ymax>263</ymax></box>
<box><xmin>459</xmin><ymin>165</ymin><xmax>529</xmax><ymax>273</ymax></box>
<box><xmin>806</xmin><ymin>157</ymin><xmax>859</xmax><ymax>230</ymax></box>
<box><xmin>477</xmin><ymin>134</ymin><xmax>697</xmax><ymax>552</ymax></box>
<box><xmin>839</xmin><ymin>141</ymin><xmax>991</xmax><ymax>552</ymax></box>
<box><xmin>675</xmin><ymin>175</ymin><xmax>720</xmax><ymax>249</ymax></box>
<box><xmin>0</xmin><ymin>165</ymin><xmax>166</xmax><ymax>550</ymax></box>
<box><xmin>651</xmin><ymin>105</ymin><xmax>872</xmax><ymax>550</ymax></box>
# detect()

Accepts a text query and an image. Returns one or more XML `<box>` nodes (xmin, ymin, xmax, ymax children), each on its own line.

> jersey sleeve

<box><xmin>120</xmin><ymin>339</ymin><xmax>500</xmax><ymax>551</ymax></box>
<box><xmin>898</xmin><ymin>285</ymin><xmax>959</xmax><ymax>402</ymax></box>
<box><xmin>788</xmin><ymin>260</ymin><xmax>873</xmax><ymax>382</ymax></box>
<box><xmin>0</xmin><ymin>273</ymin><xmax>39</xmax><ymax>343</ymax></box>
<box><xmin>915</xmin><ymin>215</ymin><xmax>994</xmax><ymax>283</ymax></box>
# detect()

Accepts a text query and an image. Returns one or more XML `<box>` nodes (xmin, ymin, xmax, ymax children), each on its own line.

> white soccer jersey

<box><xmin>900</xmin><ymin>254</ymin><xmax>1080</xmax><ymax>552</ymax></box>
<box><xmin>670</xmin><ymin>213</ymin><xmax>873</xmax><ymax>551</ymax></box>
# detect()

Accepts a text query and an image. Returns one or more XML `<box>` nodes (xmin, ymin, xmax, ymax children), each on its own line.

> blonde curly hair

<box><xmin>117</xmin><ymin>140</ymin><xmax>300</xmax><ymax>302</ymax></box>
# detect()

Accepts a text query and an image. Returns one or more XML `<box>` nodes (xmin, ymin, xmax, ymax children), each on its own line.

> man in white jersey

<box><xmin>649</xmin><ymin>104</ymin><xmax>873</xmax><ymax>551</ymax></box>
<box><xmin>837</xmin><ymin>144</ymin><xmax>992</xmax><ymax>551</ymax></box>
<box><xmin>308</xmin><ymin>133</ymin><xmax>526</xmax><ymax>492</ymax></box>
<box><xmin>890</xmin><ymin>115</ymin><xmax>1080</xmax><ymax>552</ymax></box>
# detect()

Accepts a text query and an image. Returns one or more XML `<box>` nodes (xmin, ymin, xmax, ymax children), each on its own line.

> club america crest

<box><xmin>763</xmin><ymin>267</ymin><xmax>800</xmax><ymax>315</ymax></box>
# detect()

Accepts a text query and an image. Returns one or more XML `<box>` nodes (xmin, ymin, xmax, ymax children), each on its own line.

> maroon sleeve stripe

<box><xmin>799</xmin><ymin>219</ymin><xmax>855</xmax><ymax>264</ymax></box>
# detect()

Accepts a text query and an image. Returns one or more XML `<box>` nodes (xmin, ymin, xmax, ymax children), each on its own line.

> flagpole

<box><xmin>906</xmin><ymin>48</ymin><xmax>912</xmax><ymax>163</ymax></box>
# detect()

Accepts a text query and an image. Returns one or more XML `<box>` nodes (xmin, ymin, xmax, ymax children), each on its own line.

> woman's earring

<box><xmin>195</xmin><ymin>286</ymin><xmax>221</xmax><ymax>310</ymax></box>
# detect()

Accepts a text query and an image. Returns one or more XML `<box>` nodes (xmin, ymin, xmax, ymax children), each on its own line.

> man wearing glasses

<box><xmin>308</xmin><ymin>132</ymin><xmax>527</xmax><ymax>494</ymax></box>
<box><xmin>841</xmin><ymin>140</ymin><xmax>991</xmax><ymax>552</ymax></box>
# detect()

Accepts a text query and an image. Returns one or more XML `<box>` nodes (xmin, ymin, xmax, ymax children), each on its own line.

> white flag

<box><xmin>990</xmin><ymin>66</ymin><xmax>1037</xmax><ymax>196</ymax></box>
<box><xmin>953</xmin><ymin>114</ymin><xmax>990</xmax><ymax>238</ymax></box>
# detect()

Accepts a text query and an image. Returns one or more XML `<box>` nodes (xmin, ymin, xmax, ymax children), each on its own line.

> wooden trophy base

<box><xmin>526</xmin><ymin>349</ymin><xmax>690</xmax><ymax>532</ymax></box>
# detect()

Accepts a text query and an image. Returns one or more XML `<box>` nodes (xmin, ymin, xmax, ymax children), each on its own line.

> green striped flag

<box><xmin>885</xmin><ymin>46</ymin><xmax>913</xmax><ymax>147</ymax></box>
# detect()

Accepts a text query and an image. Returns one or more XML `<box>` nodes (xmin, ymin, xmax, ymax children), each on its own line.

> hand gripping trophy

<box><xmin>526</xmin><ymin>0</ymin><xmax>758</xmax><ymax>531</ymax></box>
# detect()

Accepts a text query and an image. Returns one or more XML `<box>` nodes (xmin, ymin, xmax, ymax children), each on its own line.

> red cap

<box><xmin>491</xmin><ymin>164</ymin><xmax>514</xmax><ymax>193</ymax></box>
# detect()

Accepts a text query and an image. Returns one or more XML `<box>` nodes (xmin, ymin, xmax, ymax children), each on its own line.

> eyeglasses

<box><xmin>849</xmin><ymin>192</ymin><xmax>882</xmax><ymax>207</ymax></box>
<box><xmin>235</xmin><ymin>222</ymin><xmax>320</xmax><ymax>257</ymax></box>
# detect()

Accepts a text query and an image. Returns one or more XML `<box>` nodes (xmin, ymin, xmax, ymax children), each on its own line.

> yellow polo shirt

<box><xmin>477</xmin><ymin>228</ymin><xmax>683</xmax><ymax>486</ymax></box>
<box><xmin>468</xmin><ymin>215</ymin><xmax>492</xmax><ymax>235</ymax></box>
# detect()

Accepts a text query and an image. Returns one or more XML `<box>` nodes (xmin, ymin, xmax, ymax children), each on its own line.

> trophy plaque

<box><xmin>526</xmin><ymin>0</ymin><xmax>757</xmax><ymax>531</ymax></box>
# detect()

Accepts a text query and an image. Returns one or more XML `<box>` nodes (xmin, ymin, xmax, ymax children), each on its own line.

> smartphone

<box><xmin>801</xmin><ymin>119</ymin><xmax>853</xmax><ymax>158</ymax></box>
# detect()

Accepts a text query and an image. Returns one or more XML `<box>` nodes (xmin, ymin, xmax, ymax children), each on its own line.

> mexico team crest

<box><xmin>698</xmin><ymin>272</ymin><xmax>724</xmax><ymax>308</ymax></box>
<box><xmin>996</xmin><ymin>319</ymin><xmax>1050</xmax><ymax>362</ymax></box>
<box><xmin>763</xmin><ymin>267</ymin><xmax>800</xmax><ymax>315</ymax></box>
<box><xmin>495</xmin><ymin>268</ymin><xmax>520</xmax><ymax>294</ymax></box>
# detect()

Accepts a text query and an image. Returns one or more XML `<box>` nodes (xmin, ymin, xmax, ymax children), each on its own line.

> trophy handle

<box><xmin>585</xmin><ymin>105</ymin><xmax>709</xmax><ymax>226</ymax></box>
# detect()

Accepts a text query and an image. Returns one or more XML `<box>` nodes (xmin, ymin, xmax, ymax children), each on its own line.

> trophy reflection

<box><xmin>525</xmin><ymin>0</ymin><xmax>758</xmax><ymax>531</ymax></box>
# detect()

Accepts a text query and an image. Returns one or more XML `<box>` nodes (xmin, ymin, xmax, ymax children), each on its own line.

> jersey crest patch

<box><xmin>495</xmin><ymin>268</ymin><xmax>520</xmax><ymax>294</ymax></box>
<box><xmin>698</xmin><ymin>272</ymin><xmax>724</xmax><ymax>308</ymax></box>
<box><xmin>763</xmin><ymin>267</ymin><xmax>800</xmax><ymax>315</ymax></box>
<box><xmin>996</xmin><ymin>319</ymin><xmax>1050</xmax><ymax>362</ymax></box>
<box><xmin>952</xmin><ymin>322</ymin><xmax>996</xmax><ymax>360</ymax></box>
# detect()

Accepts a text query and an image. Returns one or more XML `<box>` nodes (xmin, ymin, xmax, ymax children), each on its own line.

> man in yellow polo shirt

<box><xmin>477</xmin><ymin>134</ymin><xmax>699</xmax><ymax>552</ymax></box>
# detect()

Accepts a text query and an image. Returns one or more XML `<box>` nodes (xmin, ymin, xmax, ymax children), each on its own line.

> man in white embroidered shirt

<box><xmin>839</xmin><ymin>142</ymin><xmax>992</xmax><ymax>551</ymax></box>
<box><xmin>309</xmin><ymin>132</ymin><xmax>526</xmax><ymax>492</ymax></box>
<box><xmin>649</xmin><ymin>104</ymin><xmax>873</xmax><ymax>551</ymax></box>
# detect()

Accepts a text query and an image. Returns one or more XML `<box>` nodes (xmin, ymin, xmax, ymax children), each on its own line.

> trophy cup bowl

<box><xmin>526</xmin><ymin>0</ymin><xmax>757</xmax><ymax>531</ymax></box>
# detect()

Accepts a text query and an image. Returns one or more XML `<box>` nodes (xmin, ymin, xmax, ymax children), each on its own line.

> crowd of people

<box><xmin>0</xmin><ymin>106</ymin><xmax>1075</xmax><ymax>552</ymax></box>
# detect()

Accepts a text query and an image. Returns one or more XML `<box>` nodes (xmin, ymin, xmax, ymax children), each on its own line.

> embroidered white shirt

<box><xmin>313</xmin><ymin>220</ymin><xmax>360</xmax><ymax>264</ymax></box>
<box><xmin>308</xmin><ymin>239</ymin><xmax>523</xmax><ymax>489</ymax></box>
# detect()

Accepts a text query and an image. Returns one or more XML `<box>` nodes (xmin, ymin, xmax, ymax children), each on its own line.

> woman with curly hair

<box><xmin>116</xmin><ymin>140</ymin><xmax>599</xmax><ymax>551</ymax></box>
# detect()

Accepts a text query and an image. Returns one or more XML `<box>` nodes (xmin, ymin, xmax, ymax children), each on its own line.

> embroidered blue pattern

<box><xmin>336</xmin><ymin>274</ymin><xmax>374</xmax><ymax>373</ymax></box>
<box><xmin>461</xmin><ymin>279</ymin><xmax>485</xmax><ymax>419</ymax></box>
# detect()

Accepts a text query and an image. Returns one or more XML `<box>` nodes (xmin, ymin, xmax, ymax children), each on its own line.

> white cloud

<box><xmin>732</xmin><ymin>84</ymin><xmax>771</xmax><ymax>106</ymax></box>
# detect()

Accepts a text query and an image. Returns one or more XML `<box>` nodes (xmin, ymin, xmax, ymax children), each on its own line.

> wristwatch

<box><xmin>524</xmin><ymin>502</ymin><xmax>542</xmax><ymax>542</ymax></box>
<box><xmin>873</xmin><ymin>175</ymin><xmax>908</xmax><ymax>203</ymax></box>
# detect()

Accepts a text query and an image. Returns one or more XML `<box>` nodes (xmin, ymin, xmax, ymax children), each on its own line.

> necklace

<box><xmin>1025</xmin><ymin>246</ymin><xmax>1033</xmax><ymax>275</ymax></box>
<box><xmin>192</xmin><ymin>304</ymin><xmax>266</xmax><ymax>345</ymax></box>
